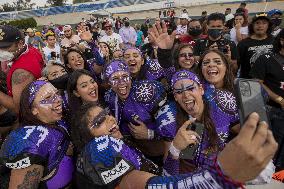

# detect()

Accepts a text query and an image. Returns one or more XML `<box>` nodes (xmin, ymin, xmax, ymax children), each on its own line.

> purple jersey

<box><xmin>105</xmin><ymin>80</ymin><xmax>177</xmax><ymax>140</ymax></box>
<box><xmin>164</xmin><ymin>84</ymin><xmax>239</xmax><ymax>175</ymax></box>
<box><xmin>0</xmin><ymin>120</ymin><xmax>74</xmax><ymax>188</ymax></box>
<box><xmin>76</xmin><ymin>135</ymin><xmax>160</xmax><ymax>187</ymax></box>
<box><xmin>145</xmin><ymin>58</ymin><xmax>175</xmax><ymax>82</ymax></box>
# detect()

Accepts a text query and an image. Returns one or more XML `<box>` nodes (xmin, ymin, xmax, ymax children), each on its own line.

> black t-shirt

<box><xmin>250</xmin><ymin>53</ymin><xmax>284</xmax><ymax>107</ymax></box>
<box><xmin>237</xmin><ymin>36</ymin><xmax>274</xmax><ymax>78</ymax></box>
<box><xmin>193</xmin><ymin>37</ymin><xmax>238</xmax><ymax>60</ymax></box>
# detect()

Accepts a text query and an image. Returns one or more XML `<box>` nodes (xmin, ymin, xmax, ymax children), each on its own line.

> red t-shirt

<box><xmin>179</xmin><ymin>34</ymin><xmax>207</xmax><ymax>46</ymax></box>
<box><xmin>7</xmin><ymin>46</ymin><xmax>44</xmax><ymax>96</ymax></box>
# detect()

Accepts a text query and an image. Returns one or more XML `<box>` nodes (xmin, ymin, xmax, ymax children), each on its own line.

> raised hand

<box><xmin>128</xmin><ymin>119</ymin><xmax>149</xmax><ymax>140</ymax></box>
<box><xmin>79</xmin><ymin>30</ymin><xmax>93</xmax><ymax>43</ymax></box>
<box><xmin>172</xmin><ymin>119</ymin><xmax>200</xmax><ymax>151</ymax></box>
<box><xmin>218</xmin><ymin>112</ymin><xmax>278</xmax><ymax>183</ymax></box>
<box><xmin>148</xmin><ymin>21</ymin><xmax>176</xmax><ymax>50</ymax></box>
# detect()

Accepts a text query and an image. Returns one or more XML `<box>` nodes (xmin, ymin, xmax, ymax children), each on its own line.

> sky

<box><xmin>0</xmin><ymin>0</ymin><xmax>73</xmax><ymax>7</ymax></box>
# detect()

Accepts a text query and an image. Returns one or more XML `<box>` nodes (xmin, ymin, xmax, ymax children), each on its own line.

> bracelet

<box><xmin>148</xmin><ymin>129</ymin><xmax>155</xmax><ymax>140</ymax></box>
<box><xmin>214</xmin><ymin>157</ymin><xmax>244</xmax><ymax>188</ymax></box>
<box><xmin>275</xmin><ymin>96</ymin><xmax>283</xmax><ymax>103</ymax></box>
<box><xmin>169</xmin><ymin>142</ymin><xmax>180</xmax><ymax>157</ymax></box>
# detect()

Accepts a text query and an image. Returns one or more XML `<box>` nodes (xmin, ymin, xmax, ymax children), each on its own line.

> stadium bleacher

<box><xmin>0</xmin><ymin>0</ymin><xmax>167</xmax><ymax>20</ymax></box>
<box><xmin>0</xmin><ymin>0</ymin><xmax>280</xmax><ymax>21</ymax></box>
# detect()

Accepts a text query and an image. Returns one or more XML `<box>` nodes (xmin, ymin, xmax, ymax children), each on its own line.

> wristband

<box><xmin>169</xmin><ymin>142</ymin><xmax>180</xmax><ymax>157</ymax></box>
<box><xmin>148</xmin><ymin>129</ymin><xmax>155</xmax><ymax>140</ymax></box>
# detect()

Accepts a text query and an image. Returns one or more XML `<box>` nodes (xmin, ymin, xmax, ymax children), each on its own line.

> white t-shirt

<box><xmin>230</xmin><ymin>26</ymin><xmax>248</xmax><ymax>45</ymax></box>
<box><xmin>42</xmin><ymin>44</ymin><xmax>62</xmax><ymax>63</ymax></box>
<box><xmin>100</xmin><ymin>33</ymin><xmax>123</xmax><ymax>52</ymax></box>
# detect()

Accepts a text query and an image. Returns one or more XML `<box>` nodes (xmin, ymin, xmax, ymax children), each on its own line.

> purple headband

<box><xmin>171</xmin><ymin>70</ymin><xmax>201</xmax><ymax>89</ymax></box>
<box><xmin>28</xmin><ymin>80</ymin><xmax>48</xmax><ymax>106</ymax></box>
<box><xmin>104</xmin><ymin>60</ymin><xmax>130</xmax><ymax>79</ymax></box>
<box><xmin>124</xmin><ymin>47</ymin><xmax>143</xmax><ymax>56</ymax></box>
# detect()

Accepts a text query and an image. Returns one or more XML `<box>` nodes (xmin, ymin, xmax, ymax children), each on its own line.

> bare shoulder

<box><xmin>11</xmin><ymin>69</ymin><xmax>34</xmax><ymax>85</ymax></box>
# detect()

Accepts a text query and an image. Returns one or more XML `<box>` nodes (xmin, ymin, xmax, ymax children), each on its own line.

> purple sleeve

<box><xmin>88</xmin><ymin>41</ymin><xmax>105</xmax><ymax>66</ymax></box>
<box><xmin>147</xmin><ymin>160</ymin><xmax>243</xmax><ymax>189</ymax></box>
<box><xmin>163</xmin><ymin>153</ymin><xmax>180</xmax><ymax>175</ymax></box>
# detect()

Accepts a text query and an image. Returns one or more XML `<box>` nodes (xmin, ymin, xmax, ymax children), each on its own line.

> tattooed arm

<box><xmin>0</xmin><ymin>69</ymin><xmax>34</xmax><ymax>113</ymax></box>
<box><xmin>8</xmin><ymin>164</ymin><xmax>44</xmax><ymax>189</ymax></box>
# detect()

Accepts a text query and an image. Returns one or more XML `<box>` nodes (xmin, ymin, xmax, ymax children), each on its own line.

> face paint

<box><xmin>90</xmin><ymin>108</ymin><xmax>110</xmax><ymax>129</ymax></box>
<box><xmin>39</xmin><ymin>93</ymin><xmax>62</xmax><ymax>105</ymax></box>
<box><xmin>109</xmin><ymin>73</ymin><xmax>131</xmax><ymax>86</ymax></box>
<box><xmin>173</xmin><ymin>82</ymin><xmax>197</xmax><ymax>95</ymax></box>
<box><xmin>37</xmin><ymin>84</ymin><xmax>62</xmax><ymax>108</ymax></box>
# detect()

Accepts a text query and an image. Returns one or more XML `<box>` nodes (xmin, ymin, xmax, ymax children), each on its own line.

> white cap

<box><xmin>180</xmin><ymin>13</ymin><xmax>189</xmax><ymax>20</ymax></box>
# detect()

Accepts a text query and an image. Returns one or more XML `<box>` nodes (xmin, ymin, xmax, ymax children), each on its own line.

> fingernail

<box><xmin>190</xmin><ymin>135</ymin><xmax>197</xmax><ymax>140</ymax></box>
<box><xmin>251</xmin><ymin>112</ymin><xmax>259</xmax><ymax>117</ymax></box>
<box><xmin>259</xmin><ymin>121</ymin><xmax>268</xmax><ymax>126</ymax></box>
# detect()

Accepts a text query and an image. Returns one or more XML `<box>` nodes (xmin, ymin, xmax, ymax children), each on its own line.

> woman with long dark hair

<box><xmin>230</xmin><ymin>13</ymin><xmax>248</xmax><ymax>45</ymax></box>
<box><xmin>197</xmin><ymin>49</ymin><xmax>235</xmax><ymax>92</ymax></box>
<box><xmin>0</xmin><ymin>81</ymin><xmax>74</xmax><ymax>188</ymax></box>
<box><xmin>163</xmin><ymin>70</ymin><xmax>239</xmax><ymax>174</ymax></box>
<box><xmin>67</xmin><ymin>69</ymin><xmax>100</xmax><ymax>115</ymax></box>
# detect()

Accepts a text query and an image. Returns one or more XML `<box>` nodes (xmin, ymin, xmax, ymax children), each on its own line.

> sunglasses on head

<box><xmin>90</xmin><ymin>108</ymin><xmax>110</xmax><ymax>129</ymax></box>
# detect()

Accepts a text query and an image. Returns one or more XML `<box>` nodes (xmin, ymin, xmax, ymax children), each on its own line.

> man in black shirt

<box><xmin>193</xmin><ymin>12</ymin><xmax>239</xmax><ymax>73</ymax></box>
<box><xmin>238</xmin><ymin>13</ymin><xmax>274</xmax><ymax>78</ymax></box>
<box><xmin>250</xmin><ymin>29</ymin><xmax>284</xmax><ymax>171</ymax></box>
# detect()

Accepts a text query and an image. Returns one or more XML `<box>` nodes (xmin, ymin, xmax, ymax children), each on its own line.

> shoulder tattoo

<box><xmin>12</xmin><ymin>70</ymin><xmax>33</xmax><ymax>85</ymax></box>
<box><xmin>17</xmin><ymin>167</ymin><xmax>41</xmax><ymax>189</ymax></box>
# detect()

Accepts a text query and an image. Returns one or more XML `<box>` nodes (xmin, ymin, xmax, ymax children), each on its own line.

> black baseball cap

<box><xmin>0</xmin><ymin>25</ymin><xmax>24</xmax><ymax>48</ymax></box>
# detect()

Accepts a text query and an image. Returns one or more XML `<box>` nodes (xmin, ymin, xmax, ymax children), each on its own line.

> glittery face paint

<box><xmin>110</xmin><ymin>71</ymin><xmax>132</xmax><ymax>100</ymax></box>
<box><xmin>36</xmin><ymin>84</ymin><xmax>62</xmax><ymax>108</ymax></box>
<box><xmin>109</xmin><ymin>73</ymin><xmax>131</xmax><ymax>86</ymax></box>
<box><xmin>173</xmin><ymin>81</ymin><xmax>197</xmax><ymax>95</ymax></box>
<box><xmin>90</xmin><ymin>108</ymin><xmax>110</xmax><ymax>129</ymax></box>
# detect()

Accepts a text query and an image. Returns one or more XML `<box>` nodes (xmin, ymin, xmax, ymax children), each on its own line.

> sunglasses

<box><xmin>173</xmin><ymin>83</ymin><xmax>197</xmax><ymax>95</ymax></box>
<box><xmin>179</xmin><ymin>52</ymin><xmax>194</xmax><ymax>58</ymax></box>
<box><xmin>90</xmin><ymin>108</ymin><xmax>110</xmax><ymax>129</ymax></box>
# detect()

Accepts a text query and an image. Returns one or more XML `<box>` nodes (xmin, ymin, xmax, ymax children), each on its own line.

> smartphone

<box><xmin>234</xmin><ymin>78</ymin><xmax>269</xmax><ymax>126</ymax></box>
<box><xmin>179</xmin><ymin>122</ymin><xmax>205</xmax><ymax>160</ymax></box>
